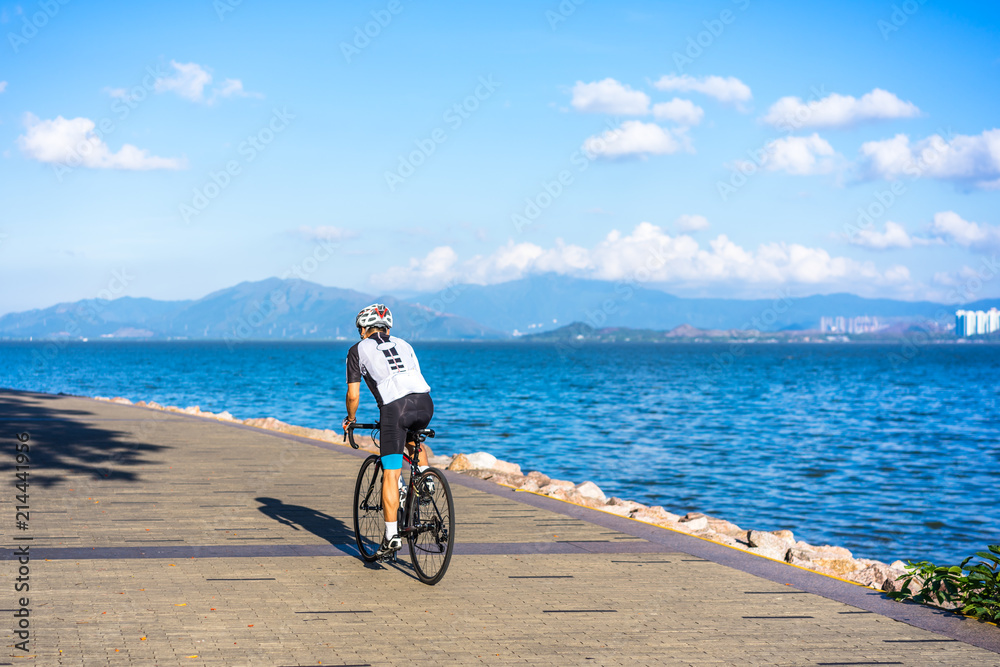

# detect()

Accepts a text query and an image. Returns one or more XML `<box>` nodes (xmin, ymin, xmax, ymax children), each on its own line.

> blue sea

<box><xmin>2</xmin><ymin>340</ymin><xmax>997</xmax><ymax>565</ymax></box>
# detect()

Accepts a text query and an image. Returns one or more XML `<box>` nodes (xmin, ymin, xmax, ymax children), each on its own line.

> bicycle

<box><xmin>345</xmin><ymin>422</ymin><xmax>455</xmax><ymax>585</ymax></box>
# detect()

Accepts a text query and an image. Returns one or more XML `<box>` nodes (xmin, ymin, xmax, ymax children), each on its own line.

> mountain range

<box><xmin>0</xmin><ymin>275</ymin><xmax>995</xmax><ymax>341</ymax></box>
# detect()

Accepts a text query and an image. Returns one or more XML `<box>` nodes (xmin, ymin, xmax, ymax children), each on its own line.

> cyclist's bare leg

<box><xmin>404</xmin><ymin>440</ymin><xmax>429</xmax><ymax>467</ymax></box>
<box><xmin>382</xmin><ymin>468</ymin><xmax>400</xmax><ymax>525</ymax></box>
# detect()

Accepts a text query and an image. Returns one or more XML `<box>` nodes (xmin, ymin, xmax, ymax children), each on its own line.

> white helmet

<box><xmin>355</xmin><ymin>303</ymin><xmax>393</xmax><ymax>332</ymax></box>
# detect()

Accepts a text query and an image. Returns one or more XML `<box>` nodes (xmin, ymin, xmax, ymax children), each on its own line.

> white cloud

<box><xmin>0</xmin><ymin>81</ymin><xmax>7</xmax><ymax>93</ymax></box>
<box><xmin>675</xmin><ymin>214</ymin><xmax>709</xmax><ymax>231</ymax></box>
<box><xmin>848</xmin><ymin>221</ymin><xmax>931</xmax><ymax>250</ymax></box>
<box><xmin>652</xmin><ymin>98</ymin><xmax>703</xmax><ymax>126</ymax></box>
<box><xmin>652</xmin><ymin>74</ymin><xmax>752</xmax><ymax>108</ymax></box>
<box><xmin>582</xmin><ymin>120</ymin><xmax>691</xmax><ymax>158</ymax></box>
<box><xmin>103</xmin><ymin>87</ymin><xmax>128</xmax><ymax>99</ymax></box>
<box><xmin>155</xmin><ymin>61</ymin><xmax>213</xmax><ymax>102</ymax></box>
<box><xmin>570</xmin><ymin>78</ymin><xmax>650</xmax><ymax>115</ymax></box>
<box><xmin>296</xmin><ymin>226</ymin><xmax>358</xmax><ymax>242</ymax></box>
<box><xmin>931</xmin><ymin>211</ymin><xmax>1000</xmax><ymax>251</ymax></box>
<box><xmin>858</xmin><ymin>129</ymin><xmax>1000</xmax><ymax>189</ymax></box>
<box><xmin>376</xmin><ymin>222</ymin><xmax>910</xmax><ymax>293</ymax></box>
<box><xmin>16</xmin><ymin>113</ymin><xmax>185</xmax><ymax>170</ymax></box>
<box><xmin>762</xmin><ymin>88</ymin><xmax>920</xmax><ymax>129</ymax></box>
<box><xmin>735</xmin><ymin>133</ymin><xmax>839</xmax><ymax>175</ymax></box>
<box><xmin>212</xmin><ymin>78</ymin><xmax>262</xmax><ymax>102</ymax></box>
<box><xmin>154</xmin><ymin>61</ymin><xmax>260</xmax><ymax>104</ymax></box>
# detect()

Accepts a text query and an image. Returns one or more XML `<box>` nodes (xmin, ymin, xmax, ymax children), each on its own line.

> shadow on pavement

<box><xmin>255</xmin><ymin>496</ymin><xmax>354</xmax><ymax>545</ymax></box>
<box><xmin>0</xmin><ymin>389</ymin><xmax>169</xmax><ymax>487</ymax></box>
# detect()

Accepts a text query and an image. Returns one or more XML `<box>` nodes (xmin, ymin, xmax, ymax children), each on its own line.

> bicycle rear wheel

<box><xmin>406</xmin><ymin>468</ymin><xmax>455</xmax><ymax>585</ymax></box>
<box><xmin>353</xmin><ymin>455</ymin><xmax>384</xmax><ymax>562</ymax></box>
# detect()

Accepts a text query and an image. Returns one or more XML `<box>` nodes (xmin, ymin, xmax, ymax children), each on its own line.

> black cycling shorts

<box><xmin>379</xmin><ymin>392</ymin><xmax>433</xmax><ymax>469</ymax></box>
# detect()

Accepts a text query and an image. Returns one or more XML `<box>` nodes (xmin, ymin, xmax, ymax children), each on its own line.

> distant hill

<box><xmin>405</xmin><ymin>274</ymin><xmax>989</xmax><ymax>333</ymax></box>
<box><xmin>0</xmin><ymin>278</ymin><xmax>504</xmax><ymax>341</ymax></box>
<box><xmin>1</xmin><ymin>274</ymin><xmax>996</xmax><ymax>340</ymax></box>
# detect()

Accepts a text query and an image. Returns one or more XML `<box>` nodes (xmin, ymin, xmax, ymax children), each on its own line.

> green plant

<box><xmin>888</xmin><ymin>544</ymin><xmax>1000</xmax><ymax>622</ymax></box>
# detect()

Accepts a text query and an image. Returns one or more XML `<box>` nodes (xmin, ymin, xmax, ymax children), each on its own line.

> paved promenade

<box><xmin>1</xmin><ymin>389</ymin><xmax>998</xmax><ymax>666</ymax></box>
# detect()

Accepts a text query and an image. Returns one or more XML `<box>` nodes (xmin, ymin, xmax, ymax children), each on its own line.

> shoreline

<box><xmin>92</xmin><ymin>393</ymin><xmax>917</xmax><ymax>596</ymax></box>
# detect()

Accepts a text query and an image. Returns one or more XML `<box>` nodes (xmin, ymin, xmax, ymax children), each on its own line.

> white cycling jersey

<box><xmin>346</xmin><ymin>331</ymin><xmax>430</xmax><ymax>407</ymax></box>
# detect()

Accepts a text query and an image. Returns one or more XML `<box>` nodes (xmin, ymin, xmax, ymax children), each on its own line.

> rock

<box><xmin>633</xmin><ymin>506</ymin><xmax>683</xmax><ymax>528</ymax></box>
<box><xmin>428</xmin><ymin>454</ymin><xmax>453</xmax><ymax>468</ymax></box>
<box><xmin>706</xmin><ymin>517</ymin><xmax>745</xmax><ymax>537</ymax></box>
<box><xmin>146</xmin><ymin>401</ymin><xmax>163</xmax><ymax>409</ymax></box>
<box><xmin>465</xmin><ymin>470</ymin><xmax>528</xmax><ymax>488</ymax></box>
<box><xmin>575</xmin><ymin>481</ymin><xmax>606</xmax><ymax>504</ymax></box>
<box><xmin>538</xmin><ymin>480</ymin><xmax>575</xmax><ymax>493</ymax></box>
<box><xmin>850</xmin><ymin>562</ymin><xmax>905</xmax><ymax>588</ymax></box>
<box><xmin>786</xmin><ymin>542</ymin><xmax>862</xmax><ymax>577</ymax></box>
<box><xmin>746</xmin><ymin>530</ymin><xmax>795</xmax><ymax>560</ymax></box>
<box><xmin>526</xmin><ymin>471</ymin><xmax>550</xmax><ymax>485</ymax></box>
<box><xmin>447</xmin><ymin>453</ymin><xmax>473</xmax><ymax>472</ymax></box>
<box><xmin>111</xmin><ymin>397</ymin><xmax>132</xmax><ymax>405</ymax></box>
<box><xmin>679</xmin><ymin>513</ymin><xmax>709</xmax><ymax>532</ymax></box>
<box><xmin>890</xmin><ymin>560</ymin><xmax>907</xmax><ymax>571</ymax></box>
<box><xmin>492</xmin><ymin>459</ymin><xmax>523</xmax><ymax>475</ymax></box>
<box><xmin>603</xmin><ymin>497</ymin><xmax>646</xmax><ymax>517</ymax></box>
<box><xmin>183</xmin><ymin>405</ymin><xmax>202</xmax><ymax>415</ymax></box>
<box><xmin>215</xmin><ymin>411</ymin><xmax>235</xmax><ymax>421</ymax></box>
<box><xmin>464</xmin><ymin>452</ymin><xmax>498</xmax><ymax>470</ymax></box>
<box><xmin>882</xmin><ymin>570</ymin><xmax>923</xmax><ymax>595</ymax></box>
<box><xmin>771</xmin><ymin>529</ymin><xmax>795</xmax><ymax>542</ymax></box>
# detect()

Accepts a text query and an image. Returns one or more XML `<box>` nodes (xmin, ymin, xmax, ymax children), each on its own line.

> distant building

<box><xmin>955</xmin><ymin>308</ymin><xmax>1000</xmax><ymax>337</ymax></box>
<box><xmin>820</xmin><ymin>315</ymin><xmax>884</xmax><ymax>334</ymax></box>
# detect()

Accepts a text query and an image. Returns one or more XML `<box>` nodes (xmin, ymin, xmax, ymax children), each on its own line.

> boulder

<box><xmin>526</xmin><ymin>471</ymin><xmax>550</xmax><ymax>485</ymax></box>
<box><xmin>447</xmin><ymin>453</ymin><xmax>473</xmax><ymax>472</ymax></box>
<box><xmin>706</xmin><ymin>517</ymin><xmax>745</xmax><ymax>537</ymax></box>
<box><xmin>110</xmin><ymin>397</ymin><xmax>132</xmax><ymax>405</ymax></box>
<box><xmin>575</xmin><ymin>481</ymin><xmax>606</xmax><ymax>504</ymax></box>
<box><xmin>679</xmin><ymin>513</ymin><xmax>709</xmax><ymax>532</ymax></box>
<box><xmin>428</xmin><ymin>454</ymin><xmax>453</xmax><ymax>468</ymax></box>
<box><xmin>492</xmin><ymin>459</ymin><xmax>523</xmax><ymax>475</ymax></box>
<box><xmin>215</xmin><ymin>411</ymin><xmax>236</xmax><ymax>421</ymax></box>
<box><xmin>746</xmin><ymin>530</ymin><xmax>795</xmax><ymax>560</ymax></box>
<box><xmin>850</xmin><ymin>562</ymin><xmax>906</xmax><ymax>589</ymax></box>
<box><xmin>787</xmin><ymin>542</ymin><xmax>861</xmax><ymax>577</ymax></box>
<box><xmin>464</xmin><ymin>452</ymin><xmax>498</xmax><ymax>470</ymax></box>
<box><xmin>603</xmin><ymin>497</ymin><xmax>646</xmax><ymax>517</ymax></box>
<box><xmin>633</xmin><ymin>506</ymin><xmax>683</xmax><ymax>528</ymax></box>
<box><xmin>146</xmin><ymin>401</ymin><xmax>163</xmax><ymax>409</ymax></box>
<box><xmin>183</xmin><ymin>405</ymin><xmax>202</xmax><ymax>415</ymax></box>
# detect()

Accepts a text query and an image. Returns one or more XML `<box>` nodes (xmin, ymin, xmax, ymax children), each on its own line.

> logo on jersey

<box><xmin>378</xmin><ymin>342</ymin><xmax>405</xmax><ymax>371</ymax></box>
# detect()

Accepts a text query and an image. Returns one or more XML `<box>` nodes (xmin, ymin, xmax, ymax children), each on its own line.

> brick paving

<box><xmin>1</xmin><ymin>389</ymin><xmax>998</xmax><ymax>666</ymax></box>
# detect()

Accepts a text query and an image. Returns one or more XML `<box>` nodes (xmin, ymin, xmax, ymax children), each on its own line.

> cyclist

<box><xmin>342</xmin><ymin>303</ymin><xmax>433</xmax><ymax>558</ymax></box>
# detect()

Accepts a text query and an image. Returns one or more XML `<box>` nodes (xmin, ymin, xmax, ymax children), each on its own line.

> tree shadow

<box><xmin>0</xmin><ymin>389</ymin><xmax>169</xmax><ymax>488</ymax></box>
<box><xmin>254</xmin><ymin>496</ymin><xmax>355</xmax><ymax>545</ymax></box>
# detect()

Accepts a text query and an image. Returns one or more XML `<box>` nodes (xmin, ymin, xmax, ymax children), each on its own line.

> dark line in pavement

<box><xmin>205</xmin><ymin>578</ymin><xmax>276</xmax><ymax>581</ymax></box>
<box><xmin>883</xmin><ymin>638</ymin><xmax>957</xmax><ymax>643</ymax></box>
<box><xmin>743</xmin><ymin>616</ymin><xmax>815</xmax><ymax>619</ymax></box>
<box><xmin>543</xmin><ymin>609</ymin><xmax>617</xmax><ymax>613</ymax></box>
<box><xmin>294</xmin><ymin>610</ymin><xmax>373</xmax><ymax>614</ymax></box>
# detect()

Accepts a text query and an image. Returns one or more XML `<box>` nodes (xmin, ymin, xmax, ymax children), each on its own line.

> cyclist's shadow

<box><xmin>254</xmin><ymin>497</ymin><xmax>354</xmax><ymax>546</ymax></box>
<box><xmin>254</xmin><ymin>496</ymin><xmax>420</xmax><ymax>578</ymax></box>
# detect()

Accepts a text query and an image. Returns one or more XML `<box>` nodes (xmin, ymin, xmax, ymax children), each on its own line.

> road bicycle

<box><xmin>345</xmin><ymin>422</ymin><xmax>455</xmax><ymax>585</ymax></box>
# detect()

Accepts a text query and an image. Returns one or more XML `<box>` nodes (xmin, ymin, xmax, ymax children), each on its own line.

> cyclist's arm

<box><xmin>344</xmin><ymin>382</ymin><xmax>360</xmax><ymax>431</ymax></box>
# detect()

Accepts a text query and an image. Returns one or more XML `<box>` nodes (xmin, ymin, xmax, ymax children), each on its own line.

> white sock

<box><xmin>385</xmin><ymin>521</ymin><xmax>397</xmax><ymax>540</ymax></box>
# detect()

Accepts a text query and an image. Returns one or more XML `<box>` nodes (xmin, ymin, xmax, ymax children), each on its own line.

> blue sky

<box><xmin>2</xmin><ymin>0</ymin><xmax>999</xmax><ymax>314</ymax></box>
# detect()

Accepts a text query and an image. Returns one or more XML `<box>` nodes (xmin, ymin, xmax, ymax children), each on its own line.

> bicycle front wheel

<box><xmin>406</xmin><ymin>468</ymin><xmax>455</xmax><ymax>585</ymax></box>
<box><xmin>353</xmin><ymin>455</ymin><xmax>384</xmax><ymax>562</ymax></box>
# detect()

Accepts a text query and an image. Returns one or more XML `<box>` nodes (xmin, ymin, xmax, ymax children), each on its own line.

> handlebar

<box><xmin>343</xmin><ymin>421</ymin><xmax>435</xmax><ymax>450</ymax></box>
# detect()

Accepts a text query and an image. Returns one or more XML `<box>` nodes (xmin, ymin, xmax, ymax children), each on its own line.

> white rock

<box><xmin>215</xmin><ymin>411</ymin><xmax>235</xmax><ymax>421</ymax></box>
<box><xmin>679</xmin><ymin>513</ymin><xmax>708</xmax><ymax>532</ymax></box>
<box><xmin>575</xmin><ymin>481</ymin><xmax>606</xmax><ymax>503</ymax></box>
<box><xmin>464</xmin><ymin>452</ymin><xmax>498</xmax><ymax>470</ymax></box>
